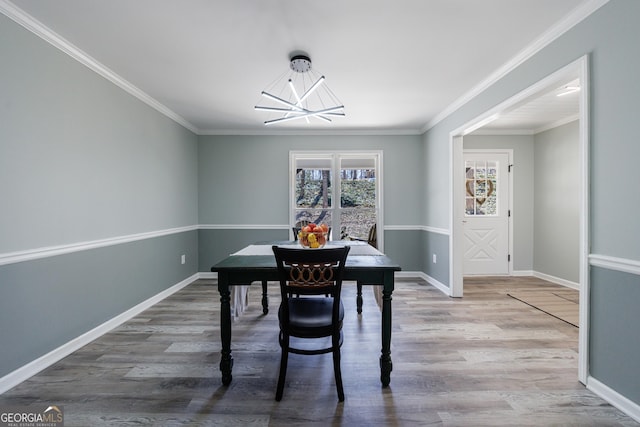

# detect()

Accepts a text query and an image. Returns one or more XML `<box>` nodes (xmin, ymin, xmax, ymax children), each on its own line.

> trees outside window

<box><xmin>291</xmin><ymin>151</ymin><xmax>382</xmax><ymax>246</ymax></box>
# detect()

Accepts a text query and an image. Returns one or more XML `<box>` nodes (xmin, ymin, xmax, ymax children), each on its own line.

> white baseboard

<box><xmin>0</xmin><ymin>273</ymin><xmax>199</xmax><ymax>395</ymax></box>
<box><xmin>512</xmin><ymin>270</ymin><xmax>579</xmax><ymax>290</ymax></box>
<box><xmin>394</xmin><ymin>271</ymin><xmax>420</xmax><ymax>279</ymax></box>
<box><xmin>397</xmin><ymin>271</ymin><xmax>451</xmax><ymax>296</ymax></box>
<box><xmin>588</xmin><ymin>376</ymin><xmax>640</xmax><ymax>424</ymax></box>
<box><xmin>512</xmin><ymin>270</ymin><xmax>534</xmax><ymax>276</ymax></box>
<box><xmin>532</xmin><ymin>271</ymin><xmax>580</xmax><ymax>290</ymax></box>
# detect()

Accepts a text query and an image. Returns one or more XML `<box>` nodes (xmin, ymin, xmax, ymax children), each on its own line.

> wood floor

<box><xmin>1</xmin><ymin>276</ymin><xmax>637</xmax><ymax>426</ymax></box>
<box><xmin>506</xmin><ymin>287</ymin><xmax>579</xmax><ymax>327</ymax></box>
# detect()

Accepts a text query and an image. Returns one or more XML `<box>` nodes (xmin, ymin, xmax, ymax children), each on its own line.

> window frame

<box><xmin>289</xmin><ymin>150</ymin><xmax>383</xmax><ymax>251</ymax></box>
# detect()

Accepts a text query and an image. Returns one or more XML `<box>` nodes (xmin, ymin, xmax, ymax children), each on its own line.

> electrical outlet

<box><xmin>181</xmin><ymin>254</ymin><xmax>186</xmax><ymax>265</ymax></box>
<box><xmin>432</xmin><ymin>254</ymin><xmax>437</xmax><ymax>263</ymax></box>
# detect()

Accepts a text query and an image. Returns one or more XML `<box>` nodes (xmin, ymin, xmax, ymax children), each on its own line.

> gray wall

<box><xmin>464</xmin><ymin>134</ymin><xmax>535</xmax><ymax>273</ymax></box>
<box><xmin>3</xmin><ymin>0</ymin><xmax>640</xmax><ymax>411</ymax></box>
<box><xmin>421</xmin><ymin>231</ymin><xmax>449</xmax><ymax>285</ymax></box>
<box><xmin>0</xmin><ymin>14</ymin><xmax>198</xmax><ymax>378</ymax></box>
<box><xmin>534</xmin><ymin>121</ymin><xmax>580</xmax><ymax>283</ymax></box>
<box><xmin>590</xmin><ymin>266</ymin><xmax>640</xmax><ymax>403</ymax></box>
<box><xmin>197</xmin><ymin>135</ymin><xmax>425</xmax><ymax>271</ymax></box>
<box><xmin>423</xmin><ymin>0</ymin><xmax>640</xmax><ymax>407</ymax></box>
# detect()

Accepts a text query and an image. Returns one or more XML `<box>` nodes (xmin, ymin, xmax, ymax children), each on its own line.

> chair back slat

<box><xmin>285</xmin><ymin>260</ymin><xmax>337</xmax><ymax>291</ymax></box>
<box><xmin>272</xmin><ymin>246</ymin><xmax>350</xmax><ymax>298</ymax></box>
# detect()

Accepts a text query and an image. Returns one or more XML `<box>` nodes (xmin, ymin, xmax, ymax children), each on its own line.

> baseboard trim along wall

<box><xmin>533</xmin><ymin>271</ymin><xmax>579</xmax><ymax>290</ymax></box>
<box><xmin>588</xmin><ymin>376</ymin><xmax>640</xmax><ymax>424</ymax></box>
<box><xmin>401</xmin><ymin>271</ymin><xmax>451</xmax><ymax>296</ymax></box>
<box><xmin>0</xmin><ymin>273</ymin><xmax>198</xmax><ymax>395</ymax></box>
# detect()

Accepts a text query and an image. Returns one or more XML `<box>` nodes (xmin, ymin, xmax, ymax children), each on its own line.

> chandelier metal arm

<box><xmin>287</xmin><ymin>80</ymin><xmax>311</xmax><ymax>123</ymax></box>
<box><xmin>264</xmin><ymin>106</ymin><xmax>345</xmax><ymax>125</ymax></box>
<box><xmin>259</xmin><ymin>92</ymin><xmax>305</xmax><ymax>112</ymax></box>
<box><xmin>297</xmin><ymin>76</ymin><xmax>325</xmax><ymax>104</ymax></box>
<box><xmin>254</xmin><ymin>106</ymin><xmax>302</xmax><ymax>113</ymax></box>
<box><xmin>255</xmin><ymin>101</ymin><xmax>316</xmax><ymax>115</ymax></box>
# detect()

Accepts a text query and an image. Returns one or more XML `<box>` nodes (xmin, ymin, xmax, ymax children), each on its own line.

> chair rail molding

<box><xmin>0</xmin><ymin>225</ymin><xmax>198</xmax><ymax>266</ymax></box>
<box><xmin>589</xmin><ymin>254</ymin><xmax>640</xmax><ymax>277</ymax></box>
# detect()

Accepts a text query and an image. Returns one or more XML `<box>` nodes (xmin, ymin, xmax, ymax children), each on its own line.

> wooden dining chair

<box><xmin>348</xmin><ymin>223</ymin><xmax>377</xmax><ymax>248</ymax></box>
<box><xmin>348</xmin><ymin>223</ymin><xmax>378</xmax><ymax>313</ymax></box>
<box><xmin>291</xmin><ymin>220</ymin><xmax>309</xmax><ymax>241</ymax></box>
<box><xmin>271</xmin><ymin>245</ymin><xmax>351</xmax><ymax>401</ymax></box>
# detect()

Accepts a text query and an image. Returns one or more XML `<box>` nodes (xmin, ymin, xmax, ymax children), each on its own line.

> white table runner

<box><xmin>232</xmin><ymin>241</ymin><xmax>383</xmax><ymax>257</ymax></box>
<box><xmin>229</xmin><ymin>241</ymin><xmax>384</xmax><ymax>318</ymax></box>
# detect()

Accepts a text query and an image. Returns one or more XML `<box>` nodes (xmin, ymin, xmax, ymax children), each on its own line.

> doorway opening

<box><xmin>449</xmin><ymin>55</ymin><xmax>589</xmax><ymax>383</ymax></box>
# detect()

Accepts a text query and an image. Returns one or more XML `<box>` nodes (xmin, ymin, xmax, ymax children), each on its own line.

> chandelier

<box><xmin>255</xmin><ymin>54</ymin><xmax>345</xmax><ymax>125</ymax></box>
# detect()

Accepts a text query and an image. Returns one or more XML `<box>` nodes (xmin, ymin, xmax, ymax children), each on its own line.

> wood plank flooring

<box><xmin>506</xmin><ymin>288</ymin><xmax>579</xmax><ymax>327</ymax></box>
<box><xmin>1</xmin><ymin>276</ymin><xmax>637</xmax><ymax>426</ymax></box>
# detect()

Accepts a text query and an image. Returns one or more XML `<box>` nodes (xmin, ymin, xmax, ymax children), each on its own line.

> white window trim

<box><xmin>289</xmin><ymin>150</ymin><xmax>384</xmax><ymax>251</ymax></box>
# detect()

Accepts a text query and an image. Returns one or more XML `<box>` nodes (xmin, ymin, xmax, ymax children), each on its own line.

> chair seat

<box><xmin>279</xmin><ymin>298</ymin><xmax>344</xmax><ymax>336</ymax></box>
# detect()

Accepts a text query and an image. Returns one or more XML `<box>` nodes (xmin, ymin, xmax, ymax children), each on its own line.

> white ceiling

<box><xmin>4</xmin><ymin>0</ymin><xmax>591</xmax><ymax>134</ymax></box>
<box><xmin>471</xmin><ymin>78</ymin><xmax>581</xmax><ymax>135</ymax></box>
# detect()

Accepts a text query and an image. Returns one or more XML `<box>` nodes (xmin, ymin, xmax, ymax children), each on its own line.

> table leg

<box><xmin>380</xmin><ymin>272</ymin><xmax>394</xmax><ymax>386</ymax></box>
<box><xmin>356</xmin><ymin>282</ymin><xmax>363</xmax><ymax>314</ymax></box>
<box><xmin>218</xmin><ymin>276</ymin><xmax>233</xmax><ymax>385</ymax></box>
<box><xmin>261</xmin><ymin>280</ymin><xmax>269</xmax><ymax>314</ymax></box>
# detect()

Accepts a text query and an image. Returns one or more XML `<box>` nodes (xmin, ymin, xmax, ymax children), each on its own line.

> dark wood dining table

<box><xmin>211</xmin><ymin>241</ymin><xmax>401</xmax><ymax>387</ymax></box>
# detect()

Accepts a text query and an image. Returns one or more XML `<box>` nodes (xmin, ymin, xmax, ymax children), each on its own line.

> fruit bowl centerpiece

<box><xmin>298</xmin><ymin>223</ymin><xmax>329</xmax><ymax>249</ymax></box>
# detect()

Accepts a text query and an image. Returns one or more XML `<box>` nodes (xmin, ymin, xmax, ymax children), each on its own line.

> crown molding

<box><xmin>422</xmin><ymin>0</ymin><xmax>610</xmax><ymax>133</ymax></box>
<box><xmin>0</xmin><ymin>0</ymin><xmax>198</xmax><ymax>134</ymax></box>
<box><xmin>198</xmin><ymin>128</ymin><xmax>424</xmax><ymax>136</ymax></box>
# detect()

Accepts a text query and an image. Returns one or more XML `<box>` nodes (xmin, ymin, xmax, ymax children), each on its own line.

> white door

<box><xmin>463</xmin><ymin>152</ymin><xmax>510</xmax><ymax>275</ymax></box>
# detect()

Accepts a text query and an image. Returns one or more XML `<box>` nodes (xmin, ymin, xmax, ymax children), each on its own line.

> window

<box><xmin>290</xmin><ymin>151</ymin><xmax>382</xmax><ymax>247</ymax></box>
<box><xmin>465</xmin><ymin>159</ymin><xmax>498</xmax><ymax>216</ymax></box>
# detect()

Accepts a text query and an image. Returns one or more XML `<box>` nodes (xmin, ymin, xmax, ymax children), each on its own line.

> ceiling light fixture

<box><xmin>255</xmin><ymin>54</ymin><xmax>345</xmax><ymax>125</ymax></box>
